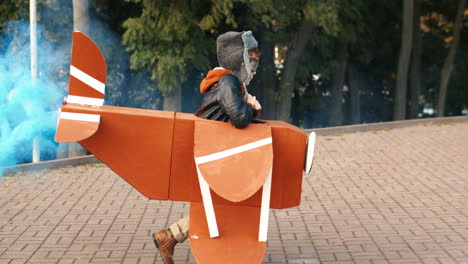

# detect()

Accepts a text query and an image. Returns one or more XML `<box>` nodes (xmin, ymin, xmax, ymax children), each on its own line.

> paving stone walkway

<box><xmin>1</xmin><ymin>122</ymin><xmax>467</xmax><ymax>264</ymax></box>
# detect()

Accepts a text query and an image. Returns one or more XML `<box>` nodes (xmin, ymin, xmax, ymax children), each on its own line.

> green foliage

<box><xmin>4</xmin><ymin>0</ymin><xmax>465</xmax><ymax>125</ymax></box>
<box><xmin>199</xmin><ymin>0</ymin><xmax>235</xmax><ymax>29</ymax></box>
<box><xmin>93</xmin><ymin>0</ymin><xmax>141</xmax><ymax>34</ymax></box>
<box><xmin>121</xmin><ymin>0</ymin><xmax>282</xmax><ymax>96</ymax></box>
<box><xmin>290</xmin><ymin>0</ymin><xmax>404</xmax><ymax>126</ymax></box>
<box><xmin>304</xmin><ymin>0</ymin><xmax>341</xmax><ymax>36</ymax></box>
<box><xmin>0</xmin><ymin>0</ymin><xmax>29</xmax><ymax>30</ymax></box>
<box><xmin>122</xmin><ymin>0</ymin><xmax>223</xmax><ymax>95</ymax></box>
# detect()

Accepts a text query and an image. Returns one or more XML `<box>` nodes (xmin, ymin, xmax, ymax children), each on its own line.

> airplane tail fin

<box><xmin>54</xmin><ymin>32</ymin><xmax>107</xmax><ymax>143</ymax></box>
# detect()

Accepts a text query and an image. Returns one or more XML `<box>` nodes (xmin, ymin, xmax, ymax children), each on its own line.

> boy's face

<box><xmin>246</xmin><ymin>54</ymin><xmax>260</xmax><ymax>86</ymax></box>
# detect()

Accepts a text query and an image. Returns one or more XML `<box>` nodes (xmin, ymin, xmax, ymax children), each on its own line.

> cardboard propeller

<box><xmin>54</xmin><ymin>32</ymin><xmax>317</xmax><ymax>263</ymax></box>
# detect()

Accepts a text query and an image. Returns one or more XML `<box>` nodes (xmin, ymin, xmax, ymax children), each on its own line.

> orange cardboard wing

<box><xmin>56</xmin><ymin>104</ymin><xmax>175</xmax><ymax>201</ymax></box>
<box><xmin>190</xmin><ymin>202</ymin><xmax>266</xmax><ymax>264</ymax></box>
<box><xmin>194</xmin><ymin>118</ymin><xmax>273</xmax><ymax>202</ymax></box>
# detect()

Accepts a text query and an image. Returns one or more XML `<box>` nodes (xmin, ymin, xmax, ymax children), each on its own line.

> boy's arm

<box><xmin>217</xmin><ymin>75</ymin><xmax>255</xmax><ymax>128</ymax></box>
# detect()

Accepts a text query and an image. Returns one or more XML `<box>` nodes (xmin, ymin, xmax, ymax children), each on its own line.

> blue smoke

<box><xmin>0</xmin><ymin>21</ymin><xmax>66</xmax><ymax>175</ymax></box>
<box><xmin>0</xmin><ymin>1</ymin><xmax>157</xmax><ymax>176</ymax></box>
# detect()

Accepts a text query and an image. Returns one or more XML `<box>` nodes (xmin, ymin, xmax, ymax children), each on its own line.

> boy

<box><xmin>153</xmin><ymin>31</ymin><xmax>262</xmax><ymax>264</ymax></box>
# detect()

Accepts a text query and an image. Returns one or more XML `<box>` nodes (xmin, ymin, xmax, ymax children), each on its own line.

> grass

<box><xmin>433</xmin><ymin>121</ymin><xmax>454</xmax><ymax>126</ymax></box>
<box><xmin>41</xmin><ymin>168</ymin><xmax>51</xmax><ymax>174</ymax></box>
<box><xmin>34</xmin><ymin>169</ymin><xmax>51</xmax><ymax>178</ymax></box>
<box><xmin>85</xmin><ymin>163</ymin><xmax>105</xmax><ymax>168</ymax></box>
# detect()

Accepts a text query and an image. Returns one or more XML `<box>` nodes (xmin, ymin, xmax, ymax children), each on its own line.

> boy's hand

<box><xmin>247</xmin><ymin>94</ymin><xmax>262</xmax><ymax>111</ymax></box>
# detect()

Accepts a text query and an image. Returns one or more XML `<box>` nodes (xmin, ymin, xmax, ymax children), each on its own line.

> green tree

<box><xmin>275</xmin><ymin>0</ymin><xmax>370</xmax><ymax>125</ymax></box>
<box><xmin>231</xmin><ymin>1</ymin><xmax>278</xmax><ymax>119</ymax></box>
<box><xmin>292</xmin><ymin>0</ymin><xmax>401</xmax><ymax>127</ymax></box>
<box><xmin>328</xmin><ymin>0</ymin><xmax>368</xmax><ymax>126</ymax></box>
<box><xmin>418</xmin><ymin>0</ymin><xmax>467</xmax><ymax>117</ymax></box>
<box><xmin>122</xmin><ymin>0</ymin><xmax>224</xmax><ymax>111</ymax></box>
<box><xmin>286</xmin><ymin>0</ymin><xmax>373</xmax><ymax>126</ymax></box>
<box><xmin>275</xmin><ymin>1</ymin><xmax>316</xmax><ymax>123</ymax></box>
<box><xmin>348</xmin><ymin>0</ymin><xmax>401</xmax><ymax>124</ymax></box>
<box><xmin>437</xmin><ymin>0</ymin><xmax>466</xmax><ymax>116</ymax></box>
<box><xmin>0</xmin><ymin>1</ymin><xmax>28</xmax><ymax>30</ymax></box>
<box><xmin>409</xmin><ymin>0</ymin><xmax>423</xmax><ymax>119</ymax></box>
<box><xmin>394</xmin><ymin>0</ymin><xmax>414</xmax><ymax>120</ymax></box>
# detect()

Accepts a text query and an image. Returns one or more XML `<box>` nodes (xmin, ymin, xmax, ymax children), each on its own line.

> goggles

<box><xmin>249</xmin><ymin>56</ymin><xmax>259</xmax><ymax>72</ymax></box>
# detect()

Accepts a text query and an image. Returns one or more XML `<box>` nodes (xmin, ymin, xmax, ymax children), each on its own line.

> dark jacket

<box><xmin>196</xmin><ymin>74</ymin><xmax>256</xmax><ymax>128</ymax></box>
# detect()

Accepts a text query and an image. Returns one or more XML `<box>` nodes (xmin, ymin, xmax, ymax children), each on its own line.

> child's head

<box><xmin>216</xmin><ymin>31</ymin><xmax>260</xmax><ymax>84</ymax></box>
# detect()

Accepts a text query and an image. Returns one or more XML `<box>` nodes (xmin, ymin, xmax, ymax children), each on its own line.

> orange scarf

<box><xmin>199</xmin><ymin>68</ymin><xmax>245</xmax><ymax>96</ymax></box>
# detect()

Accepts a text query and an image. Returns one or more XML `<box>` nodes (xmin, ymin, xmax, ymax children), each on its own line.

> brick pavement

<box><xmin>0</xmin><ymin>122</ymin><xmax>467</xmax><ymax>264</ymax></box>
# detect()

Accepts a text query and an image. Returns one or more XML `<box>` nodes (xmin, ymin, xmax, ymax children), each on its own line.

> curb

<box><xmin>305</xmin><ymin>115</ymin><xmax>468</xmax><ymax>135</ymax></box>
<box><xmin>2</xmin><ymin>115</ymin><xmax>467</xmax><ymax>176</ymax></box>
<box><xmin>2</xmin><ymin>155</ymin><xmax>100</xmax><ymax>176</ymax></box>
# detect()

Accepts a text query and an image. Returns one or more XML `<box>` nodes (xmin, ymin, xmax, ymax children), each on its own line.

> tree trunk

<box><xmin>67</xmin><ymin>0</ymin><xmax>91</xmax><ymax>157</ymax></box>
<box><xmin>409</xmin><ymin>0</ymin><xmax>422</xmax><ymax>119</ymax></box>
<box><xmin>394</xmin><ymin>0</ymin><xmax>414</xmax><ymax>120</ymax></box>
<box><xmin>257</xmin><ymin>40</ymin><xmax>276</xmax><ymax>119</ymax></box>
<box><xmin>72</xmin><ymin>0</ymin><xmax>89</xmax><ymax>34</ymax></box>
<box><xmin>55</xmin><ymin>143</ymin><xmax>68</xmax><ymax>159</ymax></box>
<box><xmin>277</xmin><ymin>19</ymin><xmax>314</xmax><ymax>123</ymax></box>
<box><xmin>116</xmin><ymin>72</ymin><xmax>130</xmax><ymax>107</ymax></box>
<box><xmin>348</xmin><ymin>62</ymin><xmax>361</xmax><ymax>124</ymax></box>
<box><xmin>118</xmin><ymin>83</ymin><xmax>129</xmax><ymax>106</ymax></box>
<box><xmin>163</xmin><ymin>87</ymin><xmax>182</xmax><ymax>111</ymax></box>
<box><xmin>437</xmin><ymin>0</ymin><xmax>465</xmax><ymax>117</ymax></box>
<box><xmin>329</xmin><ymin>41</ymin><xmax>348</xmax><ymax>127</ymax></box>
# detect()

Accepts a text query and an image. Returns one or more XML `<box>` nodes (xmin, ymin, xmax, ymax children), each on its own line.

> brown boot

<box><xmin>152</xmin><ymin>229</ymin><xmax>178</xmax><ymax>264</ymax></box>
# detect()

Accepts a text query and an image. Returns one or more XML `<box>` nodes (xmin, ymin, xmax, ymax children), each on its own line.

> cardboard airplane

<box><xmin>54</xmin><ymin>32</ymin><xmax>316</xmax><ymax>263</ymax></box>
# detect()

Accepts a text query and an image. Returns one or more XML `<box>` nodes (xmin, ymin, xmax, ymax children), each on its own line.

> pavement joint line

<box><xmin>92</xmin><ymin>176</ymin><xmax>136</xmax><ymax>260</ymax></box>
<box><xmin>121</xmin><ymin>191</ymin><xmax>152</xmax><ymax>262</ymax></box>
<box><xmin>24</xmin><ymin>168</ymin><xmax>106</xmax><ymax>263</ymax></box>
<box><xmin>0</xmin><ymin>179</ymin><xmax>37</xmax><ymax>217</ymax></box>
<box><xmin>381</xmin><ymin>126</ymin><xmax>467</xmax><ymax>214</ymax></box>
<box><xmin>371</xmin><ymin>131</ymin><xmax>460</xmax><ymax>262</ymax></box>
<box><xmin>327</xmin><ymin>135</ymin><xmax>425</xmax><ymax>264</ymax></box>
<box><xmin>1</xmin><ymin>169</ymin><xmax>90</xmax><ymax>252</ymax></box>
<box><xmin>309</xmin><ymin>146</ymin><xmax>361</xmax><ymax>264</ymax></box>
<box><xmin>296</xmin><ymin>181</ymin><xmax>320</xmax><ymax>263</ymax></box>
<box><xmin>409</xmin><ymin>128</ymin><xmax>468</xmax><ymax>187</ymax></box>
<box><xmin>55</xmin><ymin>170</ymin><xmax>124</xmax><ymax>263</ymax></box>
<box><xmin>272</xmin><ymin>208</ymin><xmax>287</xmax><ymax>263</ymax></box>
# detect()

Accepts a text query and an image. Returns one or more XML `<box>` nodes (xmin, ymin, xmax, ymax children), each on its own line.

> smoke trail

<box><xmin>0</xmin><ymin>21</ymin><xmax>66</xmax><ymax>175</ymax></box>
<box><xmin>0</xmin><ymin>1</ymin><xmax>162</xmax><ymax>176</ymax></box>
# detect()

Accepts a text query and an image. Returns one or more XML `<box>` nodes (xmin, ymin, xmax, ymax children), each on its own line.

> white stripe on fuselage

<box><xmin>195</xmin><ymin>137</ymin><xmax>272</xmax><ymax>165</ymax></box>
